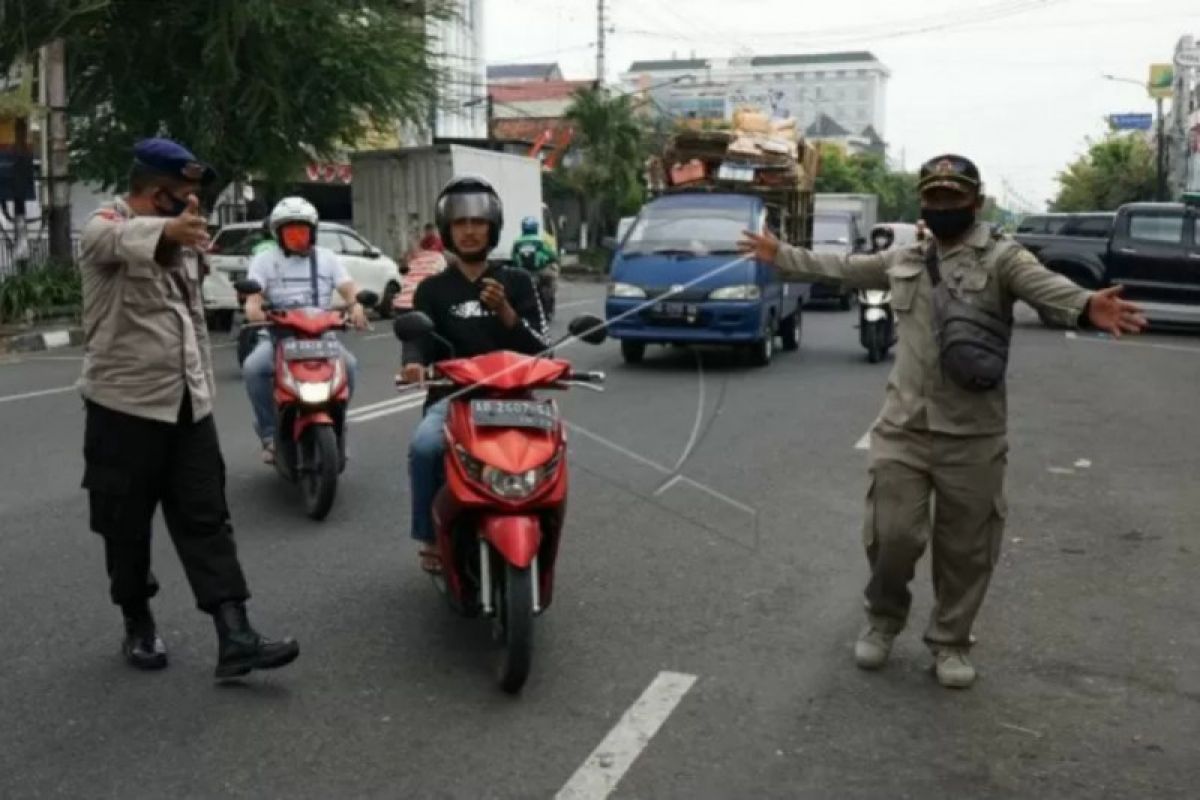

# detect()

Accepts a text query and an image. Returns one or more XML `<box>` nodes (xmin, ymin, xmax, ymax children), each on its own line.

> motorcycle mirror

<box><xmin>356</xmin><ymin>289</ymin><xmax>379</xmax><ymax>308</ymax></box>
<box><xmin>568</xmin><ymin>314</ymin><xmax>607</xmax><ymax>345</ymax></box>
<box><xmin>392</xmin><ymin>311</ymin><xmax>435</xmax><ymax>342</ymax></box>
<box><xmin>234</xmin><ymin>279</ymin><xmax>262</xmax><ymax>295</ymax></box>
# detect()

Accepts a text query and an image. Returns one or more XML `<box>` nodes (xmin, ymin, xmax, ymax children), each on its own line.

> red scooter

<box><xmin>392</xmin><ymin>312</ymin><xmax>607</xmax><ymax>693</ymax></box>
<box><xmin>237</xmin><ymin>279</ymin><xmax>377</xmax><ymax>520</ymax></box>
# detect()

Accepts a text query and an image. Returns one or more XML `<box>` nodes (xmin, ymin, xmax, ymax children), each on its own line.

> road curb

<box><xmin>0</xmin><ymin>326</ymin><xmax>84</xmax><ymax>354</ymax></box>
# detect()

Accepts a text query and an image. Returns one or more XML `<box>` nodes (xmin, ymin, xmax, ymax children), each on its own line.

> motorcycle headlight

<box><xmin>298</xmin><ymin>381</ymin><xmax>332</xmax><ymax>404</ymax></box>
<box><xmin>457</xmin><ymin>446</ymin><xmax>562</xmax><ymax>500</ymax></box>
<box><xmin>709</xmin><ymin>284</ymin><xmax>761</xmax><ymax>301</ymax></box>
<box><xmin>609</xmin><ymin>282</ymin><xmax>646</xmax><ymax>299</ymax></box>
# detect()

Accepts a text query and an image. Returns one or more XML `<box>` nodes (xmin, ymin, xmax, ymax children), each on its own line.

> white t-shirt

<box><xmin>247</xmin><ymin>245</ymin><xmax>351</xmax><ymax>309</ymax></box>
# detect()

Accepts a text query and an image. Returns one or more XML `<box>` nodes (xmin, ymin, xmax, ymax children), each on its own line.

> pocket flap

<box><xmin>82</xmin><ymin>464</ymin><xmax>131</xmax><ymax>495</ymax></box>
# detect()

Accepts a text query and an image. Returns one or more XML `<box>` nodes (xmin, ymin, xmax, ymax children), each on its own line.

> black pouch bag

<box><xmin>926</xmin><ymin>245</ymin><xmax>1012</xmax><ymax>392</ymax></box>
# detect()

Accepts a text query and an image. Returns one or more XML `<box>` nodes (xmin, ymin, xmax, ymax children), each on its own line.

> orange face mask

<box><xmin>280</xmin><ymin>224</ymin><xmax>313</xmax><ymax>253</ymax></box>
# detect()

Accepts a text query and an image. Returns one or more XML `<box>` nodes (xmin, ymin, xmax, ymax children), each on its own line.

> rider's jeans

<box><xmin>242</xmin><ymin>332</ymin><xmax>358</xmax><ymax>443</ymax></box>
<box><xmin>408</xmin><ymin>399</ymin><xmax>450</xmax><ymax>543</ymax></box>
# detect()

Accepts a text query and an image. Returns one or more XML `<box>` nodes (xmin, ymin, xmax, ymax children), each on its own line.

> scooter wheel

<box><xmin>496</xmin><ymin>562</ymin><xmax>535</xmax><ymax>694</ymax></box>
<box><xmin>301</xmin><ymin>425</ymin><xmax>339</xmax><ymax>520</ymax></box>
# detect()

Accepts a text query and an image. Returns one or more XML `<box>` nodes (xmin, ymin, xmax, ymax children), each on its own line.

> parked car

<box><xmin>203</xmin><ymin>221</ymin><xmax>404</xmax><ymax>325</ymax></box>
<box><xmin>1014</xmin><ymin>202</ymin><xmax>1200</xmax><ymax>326</ymax></box>
<box><xmin>1015</xmin><ymin>212</ymin><xmax>1114</xmax><ymax>240</ymax></box>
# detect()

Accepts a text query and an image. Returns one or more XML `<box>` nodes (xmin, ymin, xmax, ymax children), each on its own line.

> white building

<box><xmin>621</xmin><ymin>51</ymin><xmax>890</xmax><ymax>147</ymax></box>
<box><xmin>421</xmin><ymin>0</ymin><xmax>487</xmax><ymax>141</ymax></box>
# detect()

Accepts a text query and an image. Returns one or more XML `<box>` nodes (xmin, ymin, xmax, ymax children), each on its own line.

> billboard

<box><xmin>1148</xmin><ymin>64</ymin><xmax>1175</xmax><ymax>99</ymax></box>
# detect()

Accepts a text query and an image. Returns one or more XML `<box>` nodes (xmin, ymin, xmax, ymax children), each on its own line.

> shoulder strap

<box><xmin>924</xmin><ymin>244</ymin><xmax>942</xmax><ymax>287</ymax></box>
<box><xmin>308</xmin><ymin>248</ymin><xmax>320</xmax><ymax>306</ymax></box>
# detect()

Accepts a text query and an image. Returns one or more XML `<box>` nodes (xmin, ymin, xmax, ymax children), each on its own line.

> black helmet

<box><xmin>435</xmin><ymin>175</ymin><xmax>503</xmax><ymax>256</ymax></box>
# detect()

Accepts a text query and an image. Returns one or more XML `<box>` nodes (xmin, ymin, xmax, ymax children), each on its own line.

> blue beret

<box><xmin>132</xmin><ymin>137</ymin><xmax>216</xmax><ymax>185</ymax></box>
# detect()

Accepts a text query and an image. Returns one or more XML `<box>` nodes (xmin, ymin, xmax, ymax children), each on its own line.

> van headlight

<box><xmin>609</xmin><ymin>282</ymin><xmax>646</xmax><ymax>298</ymax></box>
<box><xmin>709</xmin><ymin>284</ymin><xmax>761</xmax><ymax>301</ymax></box>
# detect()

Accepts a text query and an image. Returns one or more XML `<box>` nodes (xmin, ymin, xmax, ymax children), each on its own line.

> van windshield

<box><xmin>624</xmin><ymin>205</ymin><xmax>751</xmax><ymax>255</ymax></box>
<box><xmin>814</xmin><ymin>216</ymin><xmax>851</xmax><ymax>245</ymax></box>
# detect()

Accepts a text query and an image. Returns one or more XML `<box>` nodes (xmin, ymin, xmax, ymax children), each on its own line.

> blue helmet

<box><xmin>521</xmin><ymin>216</ymin><xmax>539</xmax><ymax>235</ymax></box>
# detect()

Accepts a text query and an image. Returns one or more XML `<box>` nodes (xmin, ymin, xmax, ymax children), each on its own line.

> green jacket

<box><xmin>511</xmin><ymin>234</ymin><xmax>556</xmax><ymax>271</ymax></box>
<box><xmin>775</xmin><ymin>222</ymin><xmax>1092</xmax><ymax>436</ymax></box>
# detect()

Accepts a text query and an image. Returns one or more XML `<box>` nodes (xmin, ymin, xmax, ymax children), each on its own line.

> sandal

<box><xmin>418</xmin><ymin>545</ymin><xmax>442</xmax><ymax>575</ymax></box>
<box><xmin>261</xmin><ymin>441</ymin><xmax>276</xmax><ymax>465</ymax></box>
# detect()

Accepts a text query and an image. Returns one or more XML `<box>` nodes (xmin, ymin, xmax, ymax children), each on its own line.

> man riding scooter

<box><xmin>511</xmin><ymin>216</ymin><xmax>559</xmax><ymax>321</ymax></box>
<box><xmin>242</xmin><ymin>197</ymin><xmax>369</xmax><ymax>463</ymax></box>
<box><xmin>858</xmin><ymin>225</ymin><xmax>899</xmax><ymax>363</ymax></box>
<box><xmin>401</xmin><ymin>176</ymin><xmax>548</xmax><ymax>574</ymax></box>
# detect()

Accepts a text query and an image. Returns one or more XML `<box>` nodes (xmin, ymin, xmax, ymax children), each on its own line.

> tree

<box><xmin>813</xmin><ymin>144</ymin><xmax>920</xmax><ymax>222</ymax></box>
<box><xmin>1051</xmin><ymin>134</ymin><xmax>1156</xmax><ymax>212</ymax></box>
<box><xmin>561</xmin><ymin>87</ymin><xmax>645</xmax><ymax>247</ymax></box>
<box><xmin>0</xmin><ymin>1</ymin><xmax>448</xmax><ymax>194</ymax></box>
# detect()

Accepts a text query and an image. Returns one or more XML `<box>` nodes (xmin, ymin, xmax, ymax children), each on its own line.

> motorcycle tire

<box><xmin>301</xmin><ymin>425</ymin><xmax>339</xmax><ymax>521</ymax></box>
<box><xmin>495</xmin><ymin>562</ymin><xmax>535</xmax><ymax>694</ymax></box>
<box><xmin>866</xmin><ymin>325</ymin><xmax>884</xmax><ymax>364</ymax></box>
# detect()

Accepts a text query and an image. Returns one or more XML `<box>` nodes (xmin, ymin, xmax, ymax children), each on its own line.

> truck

<box><xmin>1014</xmin><ymin>201</ymin><xmax>1200</xmax><ymax>326</ymax></box>
<box><xmin>604</xmin><ymin>126</ymin><xmax>819</xmax><ymax>366</ymax></box>
<box><xmin>809</xmin><ymin>193</ymin><xmax>880</xmax><ymax>309</ymax></box>
<box><xmin>350</xmin><ymin>145</ymin><xmax>544</xmax><ymax>265</ymax></box>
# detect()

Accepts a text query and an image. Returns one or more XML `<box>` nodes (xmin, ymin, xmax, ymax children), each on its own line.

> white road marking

<box><xmin>854</xmin><ymin>431</ymin><xmax>871</xmax><ymax>450</ymax></box>
<box><xmin>0</xmin><ymin>384</ymin><xmax>77</xmax><ymax>405</ymax></box>
<box><xmin>555</xmin><ymin>671</ymin><xmax>698</xmax><ymax>800</ymax></box>
<box><xmin>1074</xmin><ymin>458</ymin><xmax>1092</xmax><ymax>469</ymax></box>
<box><xmin>41</xmin><ymin>330</ymin><xmax>71</xmax><ymax>349</ymax></box>
<box><xmin>1047</xmin><ymin>466</ymin><xmax>1075</xmax><ymax>475</ymax></box>
<box><xmin>350</xmin><ymin>394</ymin><xmax>425</xmax><ymax>416</ymax></box>
<box><xmin>347</xmin><ymin>395</ymin><xmax>426</xmax><ymax>423</ymax></box>
<box><xmin>1065</xmin><ymin>331</ymin><xmax>1200</xmax><ymax>354</ymax></box>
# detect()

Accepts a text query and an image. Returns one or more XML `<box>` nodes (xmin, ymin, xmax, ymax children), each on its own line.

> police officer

<box><xmin>79</xmin><ymin>138</ymin><xmax>299</xmax><ymax>679</ymax></box>
<box><xmin>740</xmin><ymin>154</ymin><xmax>1147</xmax><ymax>689</ymax></box>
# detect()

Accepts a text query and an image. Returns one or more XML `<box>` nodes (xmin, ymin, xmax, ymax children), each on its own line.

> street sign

<box><xmin>1109</xmin><ymin>113</ymin><xmax>1154</xmax><ymax>131</ymax></box>
<box><xmin>1149</xmin><ymin>64</ymin><xmax>1175</xmax><ymax>99</ymax></box>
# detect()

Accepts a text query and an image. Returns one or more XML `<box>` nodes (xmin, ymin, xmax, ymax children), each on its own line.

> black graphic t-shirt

<box><xmin>402</xmin><ymin>264</ymin><xmax>548</xmax><ymax>402</ymax></box>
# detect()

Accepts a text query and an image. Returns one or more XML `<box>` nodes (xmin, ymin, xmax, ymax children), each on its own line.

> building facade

<box><xmin>621</xmin><ymin>51</ymin><xmax>890</xmax><ymax>145</ymax></box>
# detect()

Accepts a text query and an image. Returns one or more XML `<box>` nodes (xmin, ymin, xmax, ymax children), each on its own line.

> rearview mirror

<box><xmin>234</xmin><ymin>279</ymin><xmax>262</xmax><ymax>295</ymax></box>
<box><xmin>356</xmin><ymin>289</ymin><xmax>379</xmax><ymax>308</ymax></box>
<box><xmin>568</xmin><ymin>314</ymin><xmax>607</xmax><ymax>345</ymax></box>
<box><xmin>393</xmin><ymin>311</ymin><xmax>435</xmax><ymax>342</ymax></box>
<box><xmin>364</xmin><ymin>247</ymin><xmax>381</xmax><ymax>259</ymax></box>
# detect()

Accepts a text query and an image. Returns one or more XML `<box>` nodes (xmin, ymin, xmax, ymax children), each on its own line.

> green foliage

<box><xmin>0</xmin><ymin>264</ymin><xmax>82</xmax><ymax>323</ymax></box>
<box><xmin>561</xmin><ymin>88</ymin><xmax>646</xmax><ymax>244</ymax></box>
<box><xmin>1051</xmin><ymin>133</ymin><xmax>1156</xmax><ymax>212</ymax></box>
<box><xmin>0</xmin><ymin>0</ymin><xmax>448</xmax><ymax>193</ymax></box>
<box><xmin>813</xmin><ymin>144</ymin><xmax>920</xmax><ymax>222</ymax></box>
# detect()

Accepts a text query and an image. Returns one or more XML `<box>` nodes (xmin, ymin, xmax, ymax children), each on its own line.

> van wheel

<box><xmin>779</xmin><ymin>312</ymin><xmax>800</xmax><ymax>351</ymax></box>
<box><xmin>621</xmin><ymin>341</ymin><xmax>646</xmax><ymax>364</ymax></box>
<box><xmin>748</xmin><ymin>317</ymin><xmax>775</xmax><ymax>367</ymax></box>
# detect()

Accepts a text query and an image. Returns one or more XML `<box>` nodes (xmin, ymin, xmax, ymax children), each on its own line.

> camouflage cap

<box><xmin>918</xmin><ymin>154</ymin><xmax>981</xmax><ymax>195</ymax></box>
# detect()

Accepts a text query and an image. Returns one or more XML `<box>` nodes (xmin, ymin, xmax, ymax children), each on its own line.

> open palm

<box><xmin>1087</xmin><ymin>285</ymin><xmax>1147</xmax><ymax>337</ymax></box>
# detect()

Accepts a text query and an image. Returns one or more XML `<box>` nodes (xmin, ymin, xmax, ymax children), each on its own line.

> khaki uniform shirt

<box><xmin>776</xmin><ymin>222</ymin><xmax>1091</xmax><ymax>436</ymax></box>
<box><xmin>78</xmin><ymin>199</ymin><xmax>215</xmax><ymax>424</ymax></box>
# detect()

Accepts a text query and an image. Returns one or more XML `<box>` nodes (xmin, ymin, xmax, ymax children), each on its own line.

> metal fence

<box><xmin>0</xmin><ymin>233</ymin><xmax>81</xmax><ymax>277</ymax></box>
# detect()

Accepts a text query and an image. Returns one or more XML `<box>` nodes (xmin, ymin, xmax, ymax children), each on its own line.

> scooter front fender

<box><xmin>293</xmin><ymin>411</ymin><xmax>335</xmax><ymax>440</ymax></box>
<box><xmin>481</xmin><ymin>514</ymin><xmax>542</xmax><ymax>569</ymax></box>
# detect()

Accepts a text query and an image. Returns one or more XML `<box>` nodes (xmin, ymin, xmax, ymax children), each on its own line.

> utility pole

<box><xmin>1155</xmin><ymin>95</ymin><xmax>1167</xmax><ymax>201</ymax></box>
<box><xmin>44</xmin><ymin>40</ymin><xmax>71</xmax><ymax>261</ymax></box>
<box><xmin>596</xmin><ymin>0</ymin><xmax>607</xmax><ymax>87</ymax></box>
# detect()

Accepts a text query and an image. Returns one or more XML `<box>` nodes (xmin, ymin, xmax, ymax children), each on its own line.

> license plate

<box><xmin>281</xmin><ymin>338</ymin><xmax>341</xmax><ymax>361</ymax></box>
<box><xmin>471</xmin><ymin>399</ymin><xmax>557</xmax><ymax>430</ymax></box>
<box><xmin>717</xmin><ymin>163</ymin><xmax>755</xmax><ymax>182</ymax></box>
<box><xmin>654</xmin><ymin>302</ymin><xmax>697</xmax><ymax>320</ymax></box>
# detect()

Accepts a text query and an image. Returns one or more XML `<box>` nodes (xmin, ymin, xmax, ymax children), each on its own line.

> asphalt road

<box><xmin>0</xmin><ymin>280</ymin><xmax>1197</xmax><ymax>799</ymax></box>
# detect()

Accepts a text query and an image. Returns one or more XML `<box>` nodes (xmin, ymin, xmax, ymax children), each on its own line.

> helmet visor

<box><xmin>442</xmin><ymin>191</ymin><xmax>498</xmax><ymax>223</ymax></box>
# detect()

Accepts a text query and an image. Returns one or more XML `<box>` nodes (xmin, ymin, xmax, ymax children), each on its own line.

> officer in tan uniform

<box><xmin>740</xmin><ymin>154</ymin><xmax>1147</xmax><ymax>688</ymax></box>
<box><xmin>79</xmin><ymin>138</ymin><xmax>299</xmax><ymax>680</ymax></box>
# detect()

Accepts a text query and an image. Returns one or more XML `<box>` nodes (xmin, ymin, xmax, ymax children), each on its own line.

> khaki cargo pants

<box><xmin>863</xmin><ymin>422</ymin><xmax>1008</xmax><ymax>649</ymax></box>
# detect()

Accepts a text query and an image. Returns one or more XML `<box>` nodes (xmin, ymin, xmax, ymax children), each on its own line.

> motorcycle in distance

<box><xmin>392</xmin><ymin>311</ymin><xmax>608</xmax><ymax>693</ymax></box>
<box><xmin>235</xmin><ymin>279</ymin><xmax>378</xmax><ymax>520</ymax></box>
<box><xmin>858</xmin><ymin>287</ymin><xmax>895</xmax><ymax>363</ymax></box>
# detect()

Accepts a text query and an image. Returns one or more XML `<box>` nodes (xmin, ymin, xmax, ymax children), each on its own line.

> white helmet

<box><xmin>269</xmin><ymin>196</ymin><xmax>318</xmax><ymax>237</ymax></box>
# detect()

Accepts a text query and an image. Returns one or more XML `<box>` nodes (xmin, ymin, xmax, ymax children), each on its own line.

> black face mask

<box><xmin>155</xmin><ymin>189</ymin><xmax>191</xmax><ymax>217</ymax></box>
<box><xmin>921</xmin><ymin>207</ymin><xmax>976</xmax><ymax>240</ymax></box>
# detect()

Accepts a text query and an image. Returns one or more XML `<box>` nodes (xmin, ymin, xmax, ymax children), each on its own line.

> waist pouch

<box><xmin>926</xmin><ymin>246</ymin><xmax>1012</xmax><ymax>392</ymax></box>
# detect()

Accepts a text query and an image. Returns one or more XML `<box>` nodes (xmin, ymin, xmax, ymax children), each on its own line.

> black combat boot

<box><xmin>121</xmin><ymin>603</ymin><xmax>168</xmax><ymax>670</ymax></box>
<box><xmin>213</xmin><ymin>601</ymin><xmax>299</xmax><ymax>680</ymax></box>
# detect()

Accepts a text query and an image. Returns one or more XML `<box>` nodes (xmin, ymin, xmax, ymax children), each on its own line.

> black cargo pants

<box><xmin>82</xmin><ymin>396</ymin><xmax>249</xmax><ymax>613</ymax></box>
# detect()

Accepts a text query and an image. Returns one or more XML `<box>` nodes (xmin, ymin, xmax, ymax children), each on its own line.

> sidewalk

<box><xmin>0</xmin><ymin>318</ymin><xmax>83</xmax><ymax>354</ymax></box>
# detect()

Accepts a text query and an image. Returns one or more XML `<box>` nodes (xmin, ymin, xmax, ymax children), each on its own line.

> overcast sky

<box><xmin>485</xmin><ymin>0</ymin><xmax>1199</xmax><ymax>211</ymax></box>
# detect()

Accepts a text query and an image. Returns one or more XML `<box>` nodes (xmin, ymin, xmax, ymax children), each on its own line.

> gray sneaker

<box><xmin>934</xmin><ymin>648</ymin><xmax>977</xmax><ymax>689</ymax></box>
<box><xmin>854</xmin><ymin>626</ymin><xmax>896</xmax><ymax>670</ymax></box>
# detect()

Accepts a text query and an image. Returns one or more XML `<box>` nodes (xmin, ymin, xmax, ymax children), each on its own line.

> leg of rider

<box><xmin>408</xmin><ymin>399</ymin><xmax>450</xmax><ymax>544</ymax></box>
<box><xmin>242</xmin><ymin>335</ymin><xmax>276</xmax><ymax>445</ymax></box>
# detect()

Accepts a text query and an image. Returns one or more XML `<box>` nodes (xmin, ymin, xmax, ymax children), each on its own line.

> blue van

<box><xmin>604</xmin><ymin>193</ymin><xmax>809</xmax><ymax>366</ymax></box>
